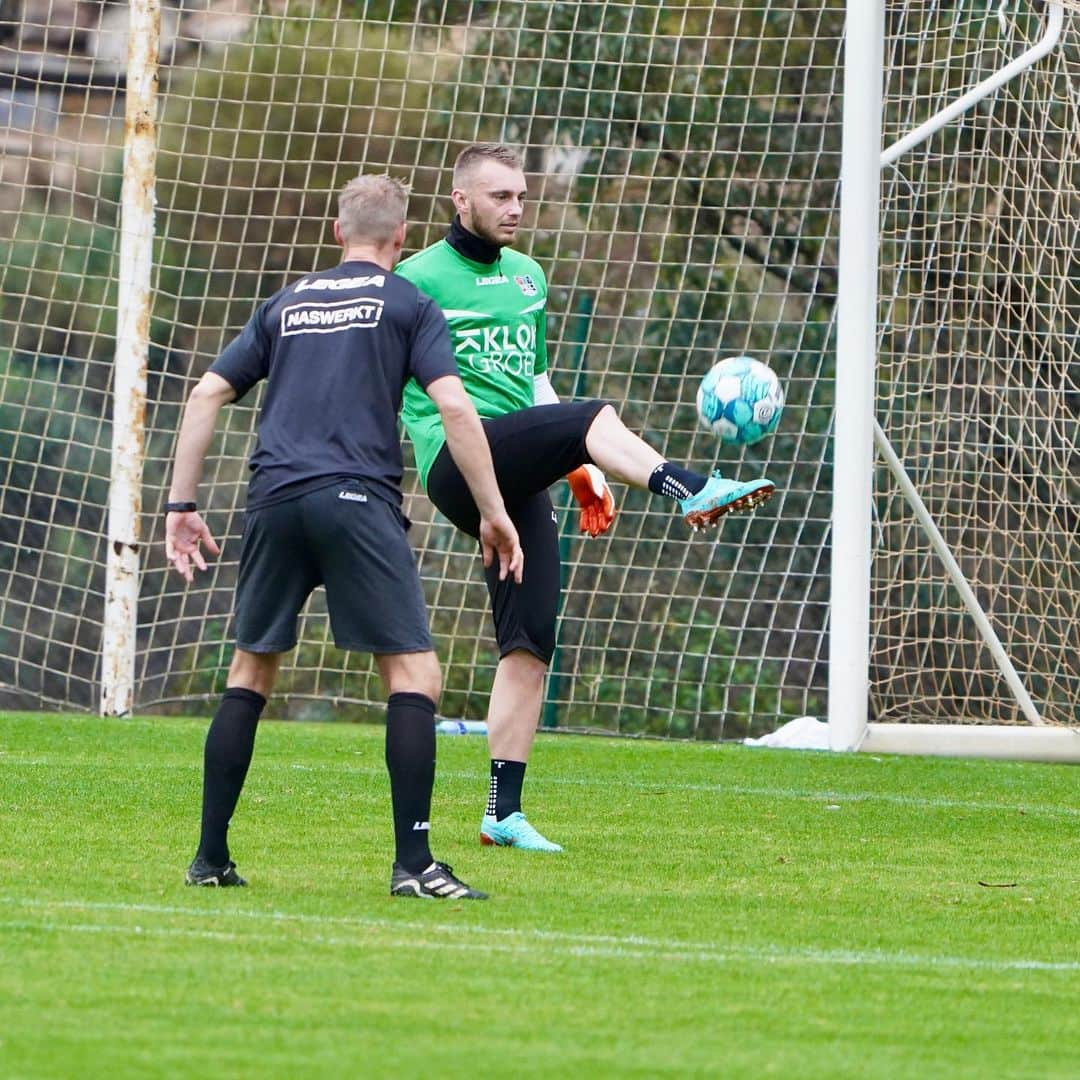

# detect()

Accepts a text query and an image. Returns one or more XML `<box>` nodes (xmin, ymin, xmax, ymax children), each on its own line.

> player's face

<box><xmin>455</xmin><ymin>161</ymin><xmax>528</xmax><ymax>248</ymax></box>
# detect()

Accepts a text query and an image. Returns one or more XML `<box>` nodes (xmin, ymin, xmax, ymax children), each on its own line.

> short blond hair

<box><xmin>337</xmin><ymin>174</ymin><xmax>410</xmax><ymax>244</ymax></box>
<box><xmin>452</xmin><ymin>143</ymin><xmax>524</xmax><ymax>190</ymax></box>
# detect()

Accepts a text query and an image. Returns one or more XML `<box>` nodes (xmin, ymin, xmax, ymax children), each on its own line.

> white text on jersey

<box><xmin>456</xmin><ymin>323</ymin><xmax>536</xmax><ymax>355</ymax></box>
<box><xmin>453</xmin><ymin>322</ymin><xmax>537</xmax><ymax>376</ymax></box>
<box><xmin>295</xmin><ymin>274</ymin><xmax>386</xmax><ymax>292</ymax></box>
<box><xmin>281</xmin><ymin>297</ymin><xmax>385</xmax><ymax>336</ymax></box>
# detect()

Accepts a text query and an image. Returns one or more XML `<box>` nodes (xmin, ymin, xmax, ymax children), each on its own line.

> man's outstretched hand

<box><xmin>165</xmin><ymin>511</ymin><xmax>221</xmax><ymax>584</ymax></box>
<box><xmin>479</xmin><ymin>510</ymin><xmax>524</xmax><ymax>584</ymax></box>
<box><xmin>567</xmin><ymin>464</ymin><xmax>616</xmax><ymax>538</ymax></box>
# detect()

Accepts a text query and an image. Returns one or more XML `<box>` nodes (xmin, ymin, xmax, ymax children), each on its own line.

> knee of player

<box><xmin>408</xmin><ymin>654</ymin><xmax>442</xmax><ymax>703</ymax></box>
<box><xmin>227</xmin><ymin>648</ymin><xmax>280</xmax><ymax>698</ymax></box>
<box><xmin>377</xmin><ymin>649</ymin><xmax>442</xmax><ymax>702</ymax></box>
<box><xmin>426</xmin><ymin>663</ymin><xmax>443</xmax><ymax>704</ymax></box>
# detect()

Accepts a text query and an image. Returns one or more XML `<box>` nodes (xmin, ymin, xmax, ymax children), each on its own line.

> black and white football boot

<box><xmin>390</xmin><ymin>861</ymin><xmax>488</xmax><ymax>900</ymax></box>
<box><xmin>185</xmin><ymin>856</ymin><xmax>247</xmax><ymax>887</ymax></box>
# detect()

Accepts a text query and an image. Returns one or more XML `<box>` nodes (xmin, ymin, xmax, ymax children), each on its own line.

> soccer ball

<box><xmin>695</xmin><ymin>356</ymin><xmax>784</xmax><ymax>446</ymax></box>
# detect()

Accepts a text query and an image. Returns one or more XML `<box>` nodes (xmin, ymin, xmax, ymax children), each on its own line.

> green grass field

<box><xmin>1</xmin><ymin>711</ymin><xmax>1078</xmax><ymax>1079</ymax></box>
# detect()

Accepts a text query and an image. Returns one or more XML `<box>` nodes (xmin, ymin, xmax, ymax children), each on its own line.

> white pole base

<box><xmin>860</xmin><ymin>723</ymin><xmax>1080</xmax><ymax>764</ymax></box>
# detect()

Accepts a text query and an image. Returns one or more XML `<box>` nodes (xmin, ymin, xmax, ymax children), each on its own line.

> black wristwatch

<box><xmin>164</xmin><ymin>501</ymin><xmax>198</xmax><ymax>513</ymax></box>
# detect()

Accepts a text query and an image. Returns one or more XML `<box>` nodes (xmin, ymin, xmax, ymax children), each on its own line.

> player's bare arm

<box><xmin>165</xmin><ymin>371</ymin><xmax>235</xmax><ymax>583</ymax></box>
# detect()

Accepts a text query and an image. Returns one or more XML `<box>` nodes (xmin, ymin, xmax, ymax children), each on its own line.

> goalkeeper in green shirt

<box><xmin>398</xmin><ymin>144</ymin><xmax>775</xmax><ymax>852</ymax></box>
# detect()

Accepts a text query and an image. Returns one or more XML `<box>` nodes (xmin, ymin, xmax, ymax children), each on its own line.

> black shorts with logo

<box><xmin>234</xmin><ymin>479</ymin><xmax>432</xmax><ymax>655</ymax></box>
<box><xmin>426</xmin><ymin>400</ymin><xmax>609</xmax><ymax>664</ymax></box>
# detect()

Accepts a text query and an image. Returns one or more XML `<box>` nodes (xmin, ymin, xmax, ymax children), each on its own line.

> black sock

<box><xmin>647</xmin><ymin>462</ymin><xmax>707</xmax><ymax>501</ymax></box>
<box><xmin>385</xmin><ymin>692</ymin><xmax>437</xmax><ymax>873</ymax></box>
<box><xmin>487</xmin><ymin>759</ymin><xmax>527</xmax><ymax>821</ymax></box>
<box><xmin>196</xmin><ymin>687</ymin><xmax>266</xmax><ymax>867</ymax></box>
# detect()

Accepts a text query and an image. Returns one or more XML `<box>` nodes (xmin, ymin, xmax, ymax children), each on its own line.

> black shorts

<box><xmin>426</xmin><ymin>400</ymin><xmax>608</xmax><ymax>664</ymax></box>
<box><xmin>234</xmin><ymin>479</ymin><xmax>432</xmax><ymax>655</ymax></box>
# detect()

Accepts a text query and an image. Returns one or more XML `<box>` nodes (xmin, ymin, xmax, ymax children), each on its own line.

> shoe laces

<box><xmin>509</xmin><ymin>815</ymin><xmax>546</xmax><ymax>842</ymax></box>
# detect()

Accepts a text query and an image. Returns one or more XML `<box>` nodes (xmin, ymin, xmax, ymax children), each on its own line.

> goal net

<box><xmin>0</xmin><ymin>2</ymin><xmax>1074</xmax><ymax>741</ymax></box>
<box><xmin>870</xmin><ymin>1</ymin><xmax>1080</xmax><ymax>732</ymax></box>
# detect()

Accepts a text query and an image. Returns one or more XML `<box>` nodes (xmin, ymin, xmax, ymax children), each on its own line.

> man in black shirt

<box><xmin>165</xmin><ymin>174</ymin><xmax>522</xmax><ymax>900</ymax></box>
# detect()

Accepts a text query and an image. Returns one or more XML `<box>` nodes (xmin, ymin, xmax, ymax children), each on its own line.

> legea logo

<box><xmin>295</xmin><ymin>274</ymin><xmax>386</xmax><ymax>292</ymax></box>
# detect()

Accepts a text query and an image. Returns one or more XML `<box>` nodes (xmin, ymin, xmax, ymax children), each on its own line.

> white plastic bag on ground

<box><xmin>743</xmin><ymin>716</ymin><xmax>830</xmax><ymax>750</ymax></box>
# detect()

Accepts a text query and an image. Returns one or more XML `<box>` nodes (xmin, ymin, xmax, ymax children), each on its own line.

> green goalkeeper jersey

<box><xmin>397</xmin><ymin>239</ymin><xmax>549</xmax><ymax>487</ymax></box>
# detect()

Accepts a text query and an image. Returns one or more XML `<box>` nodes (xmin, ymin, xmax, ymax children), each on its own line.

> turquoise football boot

<box><xmin>480</xmin><ymin>812</ymin><xmax>563</xmax><ymax>852</ymax></box>
<box><xmin>679</xmin><ymin>471</ymin><xmax>775</xmax><ymax>531</ymax></box>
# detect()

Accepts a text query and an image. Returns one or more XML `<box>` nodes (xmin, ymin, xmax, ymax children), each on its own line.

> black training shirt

<box><xmin>209</xmin><ymin>260</ymin><xmax>457</xmax><ymax>509</ymax></box>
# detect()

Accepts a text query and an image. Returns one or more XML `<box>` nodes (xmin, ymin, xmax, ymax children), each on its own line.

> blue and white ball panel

<box><xmin>696</xmin><ymin>356</ymin><xmax>784</xmax><ymax>446</ymax></box>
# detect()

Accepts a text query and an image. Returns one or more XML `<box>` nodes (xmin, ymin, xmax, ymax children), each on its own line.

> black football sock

<box><xmin>647</xmin><ymin>462</ymin><xmax>708</xmax><ymax>501</ymax></box>
<box><xmin>196</xmin><ymin>687</ymin><xmax>266</xmax><ymax>867</ymax></box>
<box><xmin>385</xmin><ymin>692</ymin><xmax>437</xmax><ymax>874</ymax></box>
<box><xmin>487</xmin><ymin>759</ymin><xmax>527</xmax><ymax>821</ymax></box>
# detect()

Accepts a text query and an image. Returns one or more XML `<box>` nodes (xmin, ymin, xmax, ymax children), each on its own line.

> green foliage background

<box><xmin>3</xmin><ymin>2</ymin><xmax>1076</xmax><ymax>729</ymax></box>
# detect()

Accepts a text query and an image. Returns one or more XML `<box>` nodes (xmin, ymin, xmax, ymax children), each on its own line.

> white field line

<box><xmin>1</xmin><ymin>755</ymin><xmax>1077</xmax><ymax>819</ymax></box>
<box><xmin>1</xmin><ymin>897</ymin><xmax>1078</xmax><ymax>974</ymax></box>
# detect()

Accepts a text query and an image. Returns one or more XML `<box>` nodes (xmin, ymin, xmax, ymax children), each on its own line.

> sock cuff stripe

<box><xmin>222</xmin><ymin>686</ymin><xmax>267</xmax><ymax>709</ymax></box>
<box><xmin>387</xmin><ymin>691</ymin><xmax>437</xmax><ymax>714</ymax></box>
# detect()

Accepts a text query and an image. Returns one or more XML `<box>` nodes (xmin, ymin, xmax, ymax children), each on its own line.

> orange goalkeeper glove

<box><xmin>566</xmin><ymin>464</ymin><xmax>616</xmax><ymax>538</ymax></box>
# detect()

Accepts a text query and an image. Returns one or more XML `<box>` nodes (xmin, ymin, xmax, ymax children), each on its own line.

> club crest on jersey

<box><xmin>514</xmin><ymin>274</ymin><xmax>539</xmax><ymax>297</ymax></box>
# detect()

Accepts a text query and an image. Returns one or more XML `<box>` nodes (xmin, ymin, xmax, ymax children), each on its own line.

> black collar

<box><xmin>446</xmin><ymin>214</ymin><xmax>502</xmax><ymax>266</ymax></box>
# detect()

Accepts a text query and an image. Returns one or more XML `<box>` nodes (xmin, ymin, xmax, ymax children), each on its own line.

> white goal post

<box><xmin>101</xmin><ymin>0</ymin><xmax>160</xmax><ymax>717</ymax></box>
<box><xmin>832</xmin><ymin>0</ymin><xmax>1080</xmax><ymax>761</ymax></box>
